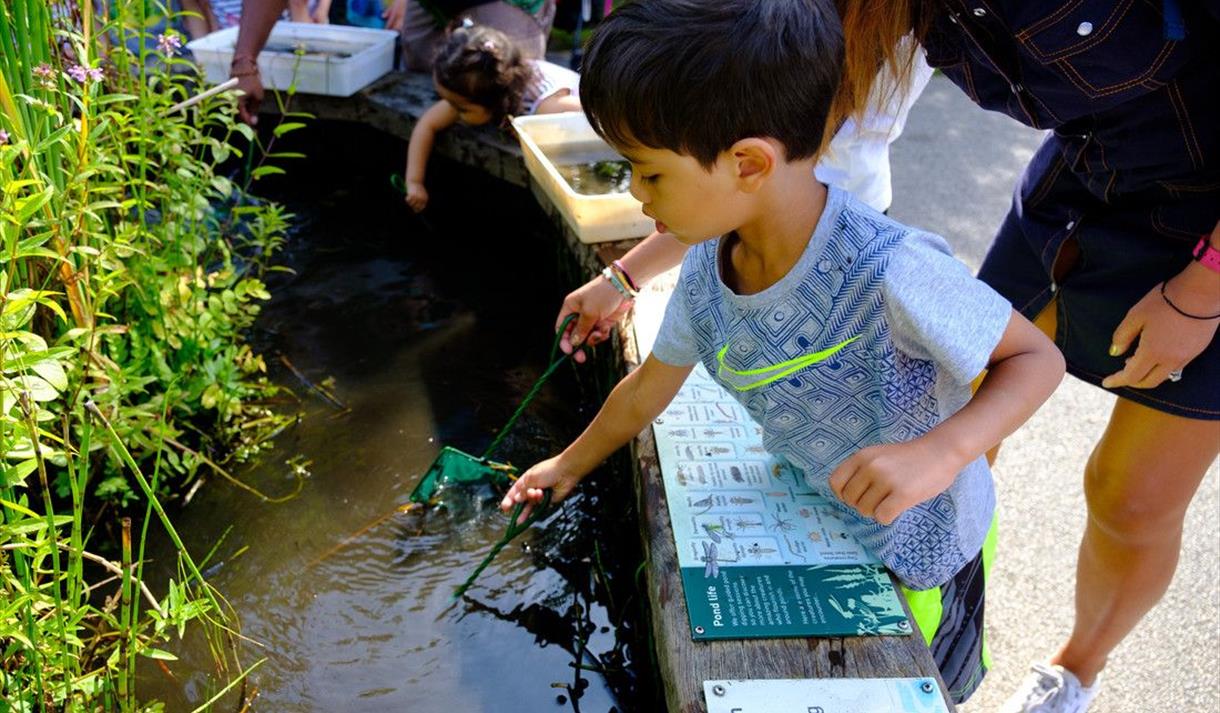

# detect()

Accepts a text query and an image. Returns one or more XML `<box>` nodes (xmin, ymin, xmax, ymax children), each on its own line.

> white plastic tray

<box><xmin>512</xmin><ymin>113</ymin><xmax>653</xmax><ymax>244</ymax></box>
<box><xmin>187</xmin><ymin>22</ymin><xmax>397</xmax><ymax>97</ymax></box>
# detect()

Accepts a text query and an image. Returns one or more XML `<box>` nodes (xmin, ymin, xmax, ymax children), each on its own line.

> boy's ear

<box><xmin>728</xmin><ymin>138</ymin><xmax>778</xmax><ymax>191</ymax></box>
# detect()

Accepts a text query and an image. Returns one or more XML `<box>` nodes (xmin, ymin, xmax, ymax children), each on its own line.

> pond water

<box><xmin>544</xmin><ymin>142</ymin><xmax>633</xmax><ymax>196</ymax></box>
<box><xmin>139</xmin><ymin>125</ymin><xmax>652</xmax><ymax>712</ymax></box>
<box><xmin>556</xmin><ymin>161</ymin><xmax>632</xmax><ymax>196</ymax></box>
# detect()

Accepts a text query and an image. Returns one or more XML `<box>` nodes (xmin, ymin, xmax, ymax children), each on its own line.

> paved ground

<box><xmin>888</xmin><ymin>76</ymin><xmax>1220</xmax><ymax>713</ymax></box>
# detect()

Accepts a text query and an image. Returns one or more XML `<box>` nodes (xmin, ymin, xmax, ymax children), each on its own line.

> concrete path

<box><xmin>888</xmin><ymin>75</ymin><xmax>1220</xmax><ymax>713</ymax></box>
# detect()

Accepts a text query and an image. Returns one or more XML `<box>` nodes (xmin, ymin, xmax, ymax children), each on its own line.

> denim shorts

<box><xmin>979</xmin><ymin>137</ymin><xmax>1220</xmax><ymax>421</ymax></box>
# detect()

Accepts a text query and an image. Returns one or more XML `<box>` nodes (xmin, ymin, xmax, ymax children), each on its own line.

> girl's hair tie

<box><xmin>482</xmin><ymin>40</ymin><xmax>496</xmax><ymax>51</ymax></box>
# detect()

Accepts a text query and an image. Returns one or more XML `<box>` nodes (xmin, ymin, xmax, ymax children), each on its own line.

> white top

<box><xmin>815</xmin><ymin>46</ymin><xmax>934</xmax><ymax>213</ymax></box>
<box><xmin>521</xmin><ymin>59</ymin><xmax>581</xmax><ymax>115</ymax></box>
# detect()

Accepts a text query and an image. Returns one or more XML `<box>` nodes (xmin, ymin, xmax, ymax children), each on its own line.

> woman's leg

<box><xmin>993</xmin><ymin>297</ymin><xmax>1218</xmax><ymax>686</ymax></box>
<box><xmin>1052</xmin><ymin>398</ymin><xmax>1218</xmax><ymax>684</ymax></box>
<box><xmin>400</xmin><ymin>1</ymin><xmax>445</xmax><ymax>71</ymax></box>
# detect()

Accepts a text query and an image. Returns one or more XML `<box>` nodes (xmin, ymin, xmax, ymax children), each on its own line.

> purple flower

<box><xmin>67</xmin><ymin>63</ymin><xmax>103</xmax><ymax>84</ymax></box>
<box><xmin>156</xmin><ymin>32</ymin><xmax>183</xmax><ymax>55</ymax></box>
<box><xmin>33</xmin><ymin>63</ymin><xmax>56</xmax><ymax>89</ymax></box>
<box><xmin>0</xmin><ymin>129</ymin><xmax>9</xmax><ymax>146</ymax></box>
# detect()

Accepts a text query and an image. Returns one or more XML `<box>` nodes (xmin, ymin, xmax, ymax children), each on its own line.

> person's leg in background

<box><xmin>465</xmin><ymin>0</ymin><xmax>555</xmax><ymax>60</ymax></box>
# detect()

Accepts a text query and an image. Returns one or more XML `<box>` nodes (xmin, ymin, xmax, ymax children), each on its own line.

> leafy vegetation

<box><xmin>1</xmin><ymin>1</ymin><xmax>309</xmax><ymax>709</ymax></box>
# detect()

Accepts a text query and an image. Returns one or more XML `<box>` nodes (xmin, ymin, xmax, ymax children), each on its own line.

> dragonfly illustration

<box><xmin>700</xmin><ymin>541</ymin><xmax>739</xmax><ymax>578</ymax></box>
<box><xmin>701</xmin><ymin>542</ymin><xmax>722</xmax><ymax>578</ymax></box>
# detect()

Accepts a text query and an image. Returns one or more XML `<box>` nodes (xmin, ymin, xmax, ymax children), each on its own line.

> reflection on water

<box><xmin>139</xmin><ymin>125</ymin><xmax>648</xmax><ymax>712</ymax></box>
<box><xmin>557</xmin><ymin>161</ymin><xmax>632</xmax><ymax>196</ymax></box>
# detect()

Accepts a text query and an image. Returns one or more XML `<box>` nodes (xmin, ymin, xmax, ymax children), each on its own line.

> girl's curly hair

<box><xmin>433</xmin><ymin>23</ymin><xmax>534</xmax><ymax>125</ymax></box>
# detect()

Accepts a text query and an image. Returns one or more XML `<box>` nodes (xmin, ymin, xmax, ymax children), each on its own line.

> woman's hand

<box><xmin>231</xmin><ymin>59</ymin><xmax>264</xmax><ymax>126</ymax></box>
<box><xmin>404</xmin><ymin>180</ymin><xmax>428</xmax><ymax>212</ymax></box>
<box><xmin>1103</xmin><ymin>238</ymin><xmax>1220</xmax><ymax>390</ymax></box>
<box><xmin>500</xmin><ymin>455</ymin><xmax>583</xmax><ymax>524</ymax></box>
<box><xmin>556</xmin><ymin>276</ymin><xmax>632</xmax><ymax>364</ymax></box>
<box><xmin>383</xmin><ymin>0</ymin><xmax>408</xmax><ymax>31</ymax></box>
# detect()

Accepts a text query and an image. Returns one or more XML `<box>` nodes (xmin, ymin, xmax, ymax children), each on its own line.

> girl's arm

<box><xmin>831</xmin><ymin>310</ymin><xmax>1066</xmax><ymax>525</ymax></box>
<box><xmin>403</xmin><ymin>100</ymin><xmax>459</xmax><ymax>212</ymax></box>
<box><xmin>533</xmin><ymin>89</ymin><xmax>582</xmax><ymax>115</ymax></box>
<box><xmin>501</xmin><ymin>355</ymin><xmax>694</xmax><ymax>521</ymax></box>
<box><xmin>557</xmin><ymin>231</ymin><xmax>691</xmax><ymax>362</ymax></box>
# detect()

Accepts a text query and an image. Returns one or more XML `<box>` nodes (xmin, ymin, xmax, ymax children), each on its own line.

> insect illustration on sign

<box><xmin>768</xmin><ymin>513</ymin><xmax>796</xmax><ymax>533</ymax></box>
<box><xmin>702</xmin><ymin>541</ymin><xmax>720</xmax><ymax>578</ymax></box>
<box><xmin>746</xmin><ymin>542</ymin><xmax>778</xmax><ymax>559</ymax></box>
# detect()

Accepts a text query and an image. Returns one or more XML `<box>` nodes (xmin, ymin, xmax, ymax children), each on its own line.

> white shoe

<box><xmin>999</xmin><ymin>662</ymin><xmax>1100</xmax><ymax>713</ymax></box>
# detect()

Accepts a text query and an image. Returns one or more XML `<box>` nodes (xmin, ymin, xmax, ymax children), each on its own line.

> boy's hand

<box><xmin>405</xmin><ymin>181</ymin><xmax>428</xmax><ymax>212</ymax></box>
<box><xmin>500</xmin><ymin>455</ymin><xmax>583</xmax><ymax>524</ymax></box>
<box><xmin>828</xmin><ymin>439</ymin><xmax>961</xmax><ymax>526</ymax></box>
<box><xmin>556</xmin><ymin>277</ymin><xmax>632</xmax><ymax>364</ymax></box>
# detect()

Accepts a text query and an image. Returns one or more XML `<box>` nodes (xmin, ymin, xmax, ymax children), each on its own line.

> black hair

<box><xmin>580</xmin><ymin>0</ymin><xmax>844</xmax><ymax>167</ymax></box>
<box><xmin>433</xmin><ymin>23</ymin><xmax>533</xmax><ymax>124</ymax></box>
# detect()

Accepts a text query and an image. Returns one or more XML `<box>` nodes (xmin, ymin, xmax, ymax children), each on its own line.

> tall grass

<box><xmin>1</xmin><ymin>1</ymin><xmax>308</xmax><ymax>709</ymax></box>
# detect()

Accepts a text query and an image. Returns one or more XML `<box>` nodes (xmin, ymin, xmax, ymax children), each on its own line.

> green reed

<box><xmin>1</xmin><ymin>1</ymin><xmax>310</xmax><ymax>709</ymax></box>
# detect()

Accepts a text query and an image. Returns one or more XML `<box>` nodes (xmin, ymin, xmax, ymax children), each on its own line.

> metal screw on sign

<box><xmin>694</xmin><ymin>626</ymin><xmax>705</xmax><ymax>634</ymax></box>
<box><xmin>921</xmin><ymin>680</ymin><xmax>935</xmax><ymax>694</ymax></box>
<box><xmin>897</xmin><ymin>619</ymin><xmax>912</xmax><ymax>632</ymax></box>
<box><xmin>711</xmin><ymin>684</ymin><xmax>726</xmax><ymax>697</ymax></box>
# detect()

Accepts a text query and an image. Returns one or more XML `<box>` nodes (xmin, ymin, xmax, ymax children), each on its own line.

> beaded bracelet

<box><xmin>607</xmin><ymin>262</ymin><xmax>637</xmax><ymax>297</ymax></box>
<box><xmin>611</xmin><ymin>259</ymin><xmax>639</xmax><ymax>292</ymax></box>
<box><xmin>1160</xmin><ymin>280</ymin><xmax>1220</xmax><ymax>320</ymax></box>
<box><xmin>601</xmin><ymin>266</ymin><xmax>637</xmax><ymax>300</ymax></box>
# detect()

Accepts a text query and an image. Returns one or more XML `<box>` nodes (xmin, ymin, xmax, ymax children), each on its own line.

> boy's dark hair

<box><xmin>433</xmin><ymin>23</ymin><xmax>533</xmax><ymax>124</ymax></box>
<box><xmin>581</xmin><ymin>0</ymin><xmax>844</xmax><ymax>167</ymax></box>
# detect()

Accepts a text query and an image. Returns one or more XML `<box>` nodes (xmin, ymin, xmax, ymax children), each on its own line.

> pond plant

<box><xmin>1</xmin><ymin>1</ymin><xmax>309</xmax><ymax>709</ymax></box>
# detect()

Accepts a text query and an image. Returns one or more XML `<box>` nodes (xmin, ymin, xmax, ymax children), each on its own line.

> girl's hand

<box><xmin>500</xmin><ymin>456</ymin><xmax>583</xmax><ymax>524</ymax></box>
<box><xmin>1102</xmin><ymin>246</ymin><xmax>1220</xmax><ymax>390</ymax></box>
<box><xmin>829</xmin><ymin>439</ymin><xmax>961</xmax><ymax>526</ymax></box>
<box><xmin>383</xmin><ymin>0</ymin><xmax>407</xmax><ymax>31</ymax></box>
<box><xmin>556</xmin><ymin>276</ymin><xmax>632</xmax><ymax>364</ymax></box>
<box><xmin>405</xmin><ymin>180</ymin><xmax>428</xmax><ymax>212</ymax></box>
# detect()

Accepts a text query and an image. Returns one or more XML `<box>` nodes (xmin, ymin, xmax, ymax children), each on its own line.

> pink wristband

<box><xmin>1193</xmin><ymin>235</ymin><xmax>1220</xmax><ymax>274</ymax></box>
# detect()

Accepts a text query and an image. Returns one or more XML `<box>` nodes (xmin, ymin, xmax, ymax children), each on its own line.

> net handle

<box><xmin>481</xmin><ymin>314</ymin><xmax>585</xmax><ymax>460</ymax></box>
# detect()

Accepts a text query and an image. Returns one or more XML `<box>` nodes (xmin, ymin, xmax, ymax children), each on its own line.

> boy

<box><xmin>501</xmin><ymin>0</ymin><xmax>1065</xmax><ymax>702</ymax></box>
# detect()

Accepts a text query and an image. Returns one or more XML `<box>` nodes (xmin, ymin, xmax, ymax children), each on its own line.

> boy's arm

<box><xmin>402</xmin><ymin>100</ymin><xmax>459</xmax><ymax>211</ymax></box>
<box><xmin>830</xmin><ymin>309</ymin><xmax>1065</xmax><ymax>525</ymax></box>
<box><xmin>558</xmin><ymin>231</ymin><xmax>691</xmax><ymax>362</ymax></box>
<box><xmin>501</xmin><ymin>355</ymin><xmax>695</xmax><ymax>522</ymax></box>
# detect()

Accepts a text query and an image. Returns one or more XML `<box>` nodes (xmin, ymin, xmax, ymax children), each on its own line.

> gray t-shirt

<box><xmin>652</xmin><ymin>186</ymin><xmax>1012</xmax><ymax>590</ymax></box>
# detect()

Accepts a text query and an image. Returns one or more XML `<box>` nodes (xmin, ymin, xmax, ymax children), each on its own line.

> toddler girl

<box><xmin>402</xmin><ymin>22</ymin><xmax>580</xmax><ymax>212</ymax></box>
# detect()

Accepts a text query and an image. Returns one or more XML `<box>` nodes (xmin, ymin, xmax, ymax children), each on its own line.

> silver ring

<box><xmin>1167</xmin><ymin>370</ymin><xmax>1183</xmax><ymax>382</ymax></box>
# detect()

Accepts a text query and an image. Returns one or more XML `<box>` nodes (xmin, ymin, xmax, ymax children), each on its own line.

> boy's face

<box><xmin>615</xmin><ymin>144</ymin><xmax>753</xmax><ymax>245</ymax></box>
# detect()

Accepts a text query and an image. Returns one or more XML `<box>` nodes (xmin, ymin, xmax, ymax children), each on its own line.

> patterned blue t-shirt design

<box><xmin>652</xmin><ymin>187</ymin><xmax>1010</xmax><ymax>590</ymax></box>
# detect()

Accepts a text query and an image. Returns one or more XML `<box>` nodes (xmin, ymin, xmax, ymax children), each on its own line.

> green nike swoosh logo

<box><xmin>716</xmin><ymin>336</ymin><xmax>860</xmax><ymax>392</ymax></box>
